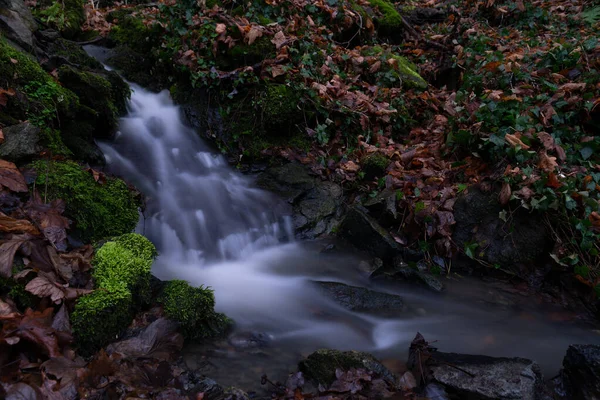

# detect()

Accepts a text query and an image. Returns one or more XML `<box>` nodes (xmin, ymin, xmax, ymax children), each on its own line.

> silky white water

<box><xmin>96</xmin><ymin>76</ymin><xmax>598</xmax><ymax>385</ymax></box>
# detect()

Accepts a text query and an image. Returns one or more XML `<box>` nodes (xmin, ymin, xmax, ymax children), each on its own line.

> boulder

<box><xmin>429</xmin><ymin>352</ymin><xmax>545</xmax><ymax>400</ymax></box>
<box><xmin>560</xmin><ymin>344</ymin><xmax>600</xmax><ymax>399</ymax></box>
<box><xmin>363</xmin><ymin>188</ymin><xmax>398</xmax><ymax>227</ymax></box>
<box><xmin>339</xmin><ymin>206</ymin><xmax>401</xmax><ymax>262</ymax></box>
<box><xmin>256</xmin><ymin>163</ymin><xmax>344</xmax><ymax>238</ymax></box>
<box><xmin>0</xmin><ymin>122</ymin><xmax>43</xmax><ymax>163</ymax></box>
<box><xmin>299</xmin><ymin>349</ymin><xmax>398</xmax><ymax>387</ymax></box>
<box><xmin>315</xmin><ymin>281</ymin><xmax>405</xmax><ymax>314</ymax></box>
<box><xmin>452</xmin><ymin>187</ymin><xmax>552</xmax><ymax>279</ymax></box>
<box><xmin>0</xmin><ymin>0</ymin><xmax>37</xmax><ymax>50</ymax></box>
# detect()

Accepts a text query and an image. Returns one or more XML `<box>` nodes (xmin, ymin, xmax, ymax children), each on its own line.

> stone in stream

<box><xmin>315</xmin><ymin>281</ymin><xmax>405</xmax><ymax>315</ymax></box>
<box><xmin>429</xmin><ymin>352</ymin><xmax>545</xmax><ymax>400</ymax></box>
<box><xmin>298</xmin><ymin>349</ymin><xmax>399</xmax><ymax>387</ymax></box>
<box><xmin>0</xmin><ymin>122</ymin><xmax>43</xmax><ymax>163</ymax></box>
<box><xmin>559</xmin><ymin>344</ymin><xmax>600</xmax><ymax>399</ymax></box>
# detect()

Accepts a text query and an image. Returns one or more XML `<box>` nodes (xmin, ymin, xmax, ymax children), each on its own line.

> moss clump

<box><xmin>72</xmin><ymin>234</ymin><xmax>156</xmax><ymax>354</ymax></box>
<box><xmin>92</xmin><ymin>233</ymin><xmax>156</xmax><ymax>294</ymax></box>
<box><xmin>33</xmin><ymin>161</ymin><xmax>139</xmax><ymax>243</ymax></box>
<box><xmin>216</xmin><ymin>36</ymin><xmax>275</xmax><ymax>70</ymax></box>
<box><xmin>367</xmin><ymin>0</ymin><xmax>403</xmax><ymax>34</ymax></box>
<box><xmin>109</xmin><ymin>14</ymin><xmax>160</xmax><ymax>54</ymax></box>
<box><xmin>0</xmin><ymin>277</ymin><xmax>37</xmax><ymax>311</ymax></box>
<box><xmin>363</xmin><ymin>153</ymin><xmax>389</xmax><ymax>180</ymax></box>
<box><xmin>159</xmin><ymin>280</ymin><xmax>232</xmax><ymax>340</ymax></box>
<box><xmin>46</xmin><ymin>38</ymin><xmax>104</xmax><ymax>70</ymax></box>
<box><xmin>71</xmin><ymin>285</ymin><xmax>133</xmax><ymax>355</ymax></box>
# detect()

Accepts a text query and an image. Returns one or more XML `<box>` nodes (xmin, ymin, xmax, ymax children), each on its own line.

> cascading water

<box><xmin>90</xmin><ymin>46</ymin><xmax>598</xmax><ymax>389</ymax></box>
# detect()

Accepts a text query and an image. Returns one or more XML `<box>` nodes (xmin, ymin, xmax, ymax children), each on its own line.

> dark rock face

<box><xmin>453</xmin><ymin>187</ymin><xmax>552</xmax><ymax>277</ymax></box>
<box><xmin>430</xmin><ymin>352</ymin><xmax>545</xmax><ymax>400</ymax></box>
<box><xmin>256</xmin><ymin>163</ymin><xmax>344</xmax><ymax>238</ymax></box>
<box><xmin>0</xmin><ymin>0</ymin><xmax>37</xmax><ymax>50</ymax></box>
<box><xmin>315</xmin><ymin>281</ymin><xmax>405</xmax><ymax>314</ymax></box>
<box><xmin>339</xmin><ymin>206</ymin><xmax>401</xmax><ymax>262</ymax></box>
<box><xmin>560</xmin><ymin>344</ymin><xmax>600</xmax><ymax>399</ymax></box>
<box><xmin>0</xmin><ymin>122</ymin><xmax>43</xmax><ymax>163</ymax></box>
<box><xmin>299</xmin><ymin>349</ymin><xmax>398</xmax><ymax>387</ymax></box>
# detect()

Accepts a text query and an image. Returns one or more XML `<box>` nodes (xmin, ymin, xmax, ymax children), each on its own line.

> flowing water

<box><xmin>88</xmin><ymin>46</ymin><xmax>599</xmax><ymax>394</ymax></box>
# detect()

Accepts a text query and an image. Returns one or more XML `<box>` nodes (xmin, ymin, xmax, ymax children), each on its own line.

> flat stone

<box><xmin>0</xmin><ymin>0</ymin><xmax>37</xmax><ymax>50</ymax></box>
<box><xmin>315</xmin><ymin>281</ymin><xmax>405</xmax><ymax>314</ymax></box>
<box><xmin>0</xmin><ymin>122</ymin><xmax>43</xmax><ymax>163</ymax></box>
<box><xmin>430</xmin><ymin>352</ymin><xmax>544</xmax><ymax>400</ymax></box>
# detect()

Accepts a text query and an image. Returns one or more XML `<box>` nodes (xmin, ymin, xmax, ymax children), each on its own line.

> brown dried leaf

<box><xmin>0</xmin><ymin>159</ymin><xmax>28</xmax><ymax>192</ymax></box>
<box><xmin>215</xmin><ymin>23</ymin><xmax>226</xmax><ymax>34</ymax></box>
<box><xmin>538</xmin><ymin>151</ymin><xmax>558</xmax><ymax>172</ymax></box>
<box><xmin>0</xmin><ymin>212</ymin><xmax>40</xmax><ymax>235</ymax></box>
<box><xmin>558</xmin><ymin>82</ymin><xmax>586</xmax><ymax>92</ymax></box>
<box><xmin>3</xmin><ymin>308</ymin><xmax>62</xmax><ymax>358</ymax></box>
<box><xmin>0</xmin><ymin>234</ymin><xmax>31</xmax><ymax>278</ymax></box>
<box><xmin>271</xmin><ymin>31</ymin><xmax>286</xmax><ymax>49</ymax></box>
<box><xmin>246</xmin><ymin>26</ymin><xmax>263</xmax><ymax>45</ymax></box>
<box><xmin>25</xmin><ymin>193</ymin><xmax>70</xmax><ymax>251</ymax></box>
<box><xmin>0</xmin><ymin>298</ymin><xmax>20</xmax><ymax>319</ymax></box>
<box><xmin>505</xmin><ymin>134</ymin><xmax>530</xmax><ymax>149</ymax></box>
<box><xmin>499</xmin><ymin>182</ymin><xmax>511</xmax><ymax>205</ymax></box>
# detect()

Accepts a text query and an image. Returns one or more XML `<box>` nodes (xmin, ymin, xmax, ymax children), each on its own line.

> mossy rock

<box><xmin>92</xmin><ymin>233</ymin><xmax>156</xmax><ymax>301</ymax></box>
<box><xmin>33</xmin><ymin>160</ymin><xmax>140</xmax><ymax>243</ymax></box>
<box><xmin>362</xmin><ymin>153</ymin><xmax>389</xmax><ymax>180</ymax></box>
<box><xmin>158</xmin><ymin>280</ymin><xmax>232</xmax><ymax>340</ymax></box>
<box><xmin>72</xmin><ymin>285</ymin><xmax>133</xmax><ymax>355</ymax></box>
<box><xmin>259</xmin><ymin>84</ymin><xmax>304</xmax><ymax>136</ymax></box>
<box><xmin>299</xmin><ymin>349</ymin><xmax>397</xmax><ymax>386</ymax></box>
<box><xmin>366</xmin><ymin>0</ymin><xmax>403</xmax><ymax>36</ymax></box>
<box><xmin>215</xmin><ymin>36</ymin><xmax>276</xmax><ymax>71</ymax></box>
<box><xmin>57</xmin><ymin>65</ymin><xmax>129</xmax><ymax>138</ymax></box>
<box><xmin>108</xmin><ymin>13</ymin><xmax>160</xmax><ymax>54</ymax></box>
<box><xmin>44</xmin><ymin>38</ymin><xmax>104</xmax><ymax>70</ymax></box>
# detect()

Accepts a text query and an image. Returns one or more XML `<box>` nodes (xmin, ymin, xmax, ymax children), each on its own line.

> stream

<box><xmin>88</xmin><ymin>46</ymin><xmax>599</xmax><ymax>395</ymax></box>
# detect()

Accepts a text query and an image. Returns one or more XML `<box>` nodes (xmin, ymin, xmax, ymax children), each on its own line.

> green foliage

<box><xmin>362</xmin><ymin>153</ymin><xmax>389</xmax><ymax>180</ymax></box>
<box><xmin>33</xmin><ymin>161</ymin><xmax>139</xmax><ymax>243</ymax></box>
<box><xmin>36</xmin><ymin>0</ymin><xmax>85</xmax><ymax>38</ymax></box>
<box><xmin>581</xmin><ymin>6</ymin><xmax>600</xmax><ymax>25</ymax></box>
<box><xmin>159</xmin><ymin>280</ymin><xmax>232</xmax><ymax>340</ymax></box>
<box><xmin>71</xmin><ymin>285</ymin><xmax>133</xmax><ymax>355</ymax></box>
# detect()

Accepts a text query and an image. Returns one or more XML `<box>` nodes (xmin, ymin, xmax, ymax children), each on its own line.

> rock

<box><xmin>228</xmin><ymin>331</ymin><xmax>272</xmax><ymax>349</ymax></box>
<box><xmin>0</xmin><ymin>122</ymin><xmax>43</xmax><ymax>163</ymax></box>
<box><xmin>453</xmin><ymin>187</ymin><xmax>553</xmax><ymax>278</ymax></box>
<box><xmin>429</xmin><ymin>352</ymin><xmax>545</xmax><ymax>400</ymax></box>
<box><xmin>372</xmin><ymin>257</ymin><xmax>444</xmax><ymax>292</ymax></box>
<box><xmin>0</xmin><ymin>0</ymin><xmax>37</xmax><ymax>50</ymax></box>
<box><xmin>363</xmin><ymin>188</ymin><xmax>398</xmax><ymax>227</ymax></box>
<box><xmin>299</xmin><ymin>349</ymin><xmax>398</xmax><ymax>387</ymax></box>
<box><xmin>339</xmin><ymin>206</ymin><xmax>401</xmax><ymax>262</ymax></box>
<box><xmin>560</xmin><ymin>344</ymin><xmax>600</xmax><ymax>399</ymax></box>
<box><xmin>315</xmin><ymin>281</ymin><xmax>405</xmax><ymax>314</ymax></box>
<box><xmin>256</xmin><ymin>163</ymin><xmax>344</xmax><ymax>238</ymax></box>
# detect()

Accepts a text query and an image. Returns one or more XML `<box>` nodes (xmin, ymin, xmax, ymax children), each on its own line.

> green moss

<box><xmin>216</xmin><ymin>36</ymin><xmax>275</xmax><ymax>70</ymax></box>
<box><xmin>260</xmin><ymin>84</ymin><xmax>303</xmax><ymax>135</ymax></box>
<box><xmin>159</xmin><ymin>280</ymin><xmax>232</xmax><ymax>340</ymax></box>
<box><xmin>46</xmin><ymin>38</ymin><xmax>104</xmax><ymax>70</ymax></box>
<box><xmin>0</xmin><ymin>277</ymin><xmax>36</xmax><ymax>311</ymax></box>
<box><xmin>109</xmin><ymin>15</ymin><xmax>159</xmax><ymax>54</ymax></box>
<box><xmin>388</xmin><ymin>54</ymin><xmax>427</xmax><ymax>89</ymax></box>
<box><xmin>33</xmin><ymin>161</ymin><xmax>139</xmax><ymax>243</ymax></box>
<box><xmin>367</xmin><ymin>0</ymin><xmax>403</xmax><ymax>34</ymax></box>
<box><xmin>72</xmin><ymin>285</ymin><xmax>133</xmax><ymax>355</ymax></box>
<box><xmin>363</xmin><ymin>153</ymin><xmax>389</xmax><ymax>179</ymax></box>
<box><xmin>93</xmin><ymin>234</ymin><xmax>155</xmax><ymax>292</ymax></box>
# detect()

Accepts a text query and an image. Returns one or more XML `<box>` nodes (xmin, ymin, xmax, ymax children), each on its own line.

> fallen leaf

<box><xmin>271</xmin><ymin>31</ymin><xmax>286</xmax><ymax>49</ymax></box>
<box><xmin>0</xmin><ymin>212</ymin><xmax>40</xmax><ymax>235</ymax></box>
<box><xmin>499</xmin><ymin>182</ymin><xmax>511</xmax><ymax>205</ymax></box>
<box><xmin>505</xmin><ymin>134</ymin><xmax>530</xmax><ymax>149</ymax></box>
<box><xmin>246</xmin><ymin>26</ymin><xmax>263</xmax><ymax>45</ymax></box>
<box><xmin>538</xmin><ymin>151</ymin><xmax>558</xmax><ymax>172</ymax></box>
<box><xmin>0</xmin><ymin>298</ymin><xmax>20</xmax><ymax>319</ymax></box>
<box><xmin>0</xmin><ymin>234</ymin><xmax>31</xmax><ymax>278</ymax></box>
<box><xmin>0</xmin><ymin>160</ymin><xmax>28</xmax><ymax>192</ymax></box>
<box><xmin>215</xmin><ymin>23</ymin><xmax>226</xmax><ymax>34</ymax></box>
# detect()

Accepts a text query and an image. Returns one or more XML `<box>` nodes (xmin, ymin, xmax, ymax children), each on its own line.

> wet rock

<box><xmin>363</xmin><ymin>188</ymin><xmax>398</xmax><ymax>227</ymax></box>
<box><xmin>315</xmin><ymin>281</ymin><xmax>405</xmax><ymax>314</ymax></box>
<box><xmin>560</xmin><ymin>344</ymin><xmax>600</xmax><ymax>399</ymax></box>
<box><xmin>0</xmin><ymin>0</ymin><xmax>37</xmax><ymax>51</ymax></box>
<box><xmin>228</xmin><ymin>331</ymin><xmax>272</xmax><ymax>349</ymax></box>
<box><xmin>339</xmin><ymin>206</ymin><xmax>400</xmax><ymax>262</ymax></box>
<box><xmin>299</xmin><ymin>349</ymin><xmax>398</xmax><ymax>387</ymax></box>
<box><xmin>372</xmin><ymin>257</ymin><xmax>444</xmax><ymax>292</ymax></box>
<box><xmin>0</xmin><ymin>122</ymin><xmax>43</xmax><ymax>163</ymax></box>
<box><xmin>430</xmin><ymin>352</ymin><xmax>545</xmax><ymax>400</ymax></box>
<box><xmin>256</xmin><ymin>163</ymin><xmax>344</xmax><ymax>238</ymax></box>
<box><xmin>453</xmin><ymin>187</ymin><xmax>552</xmax><ymax>278</ymax></box>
